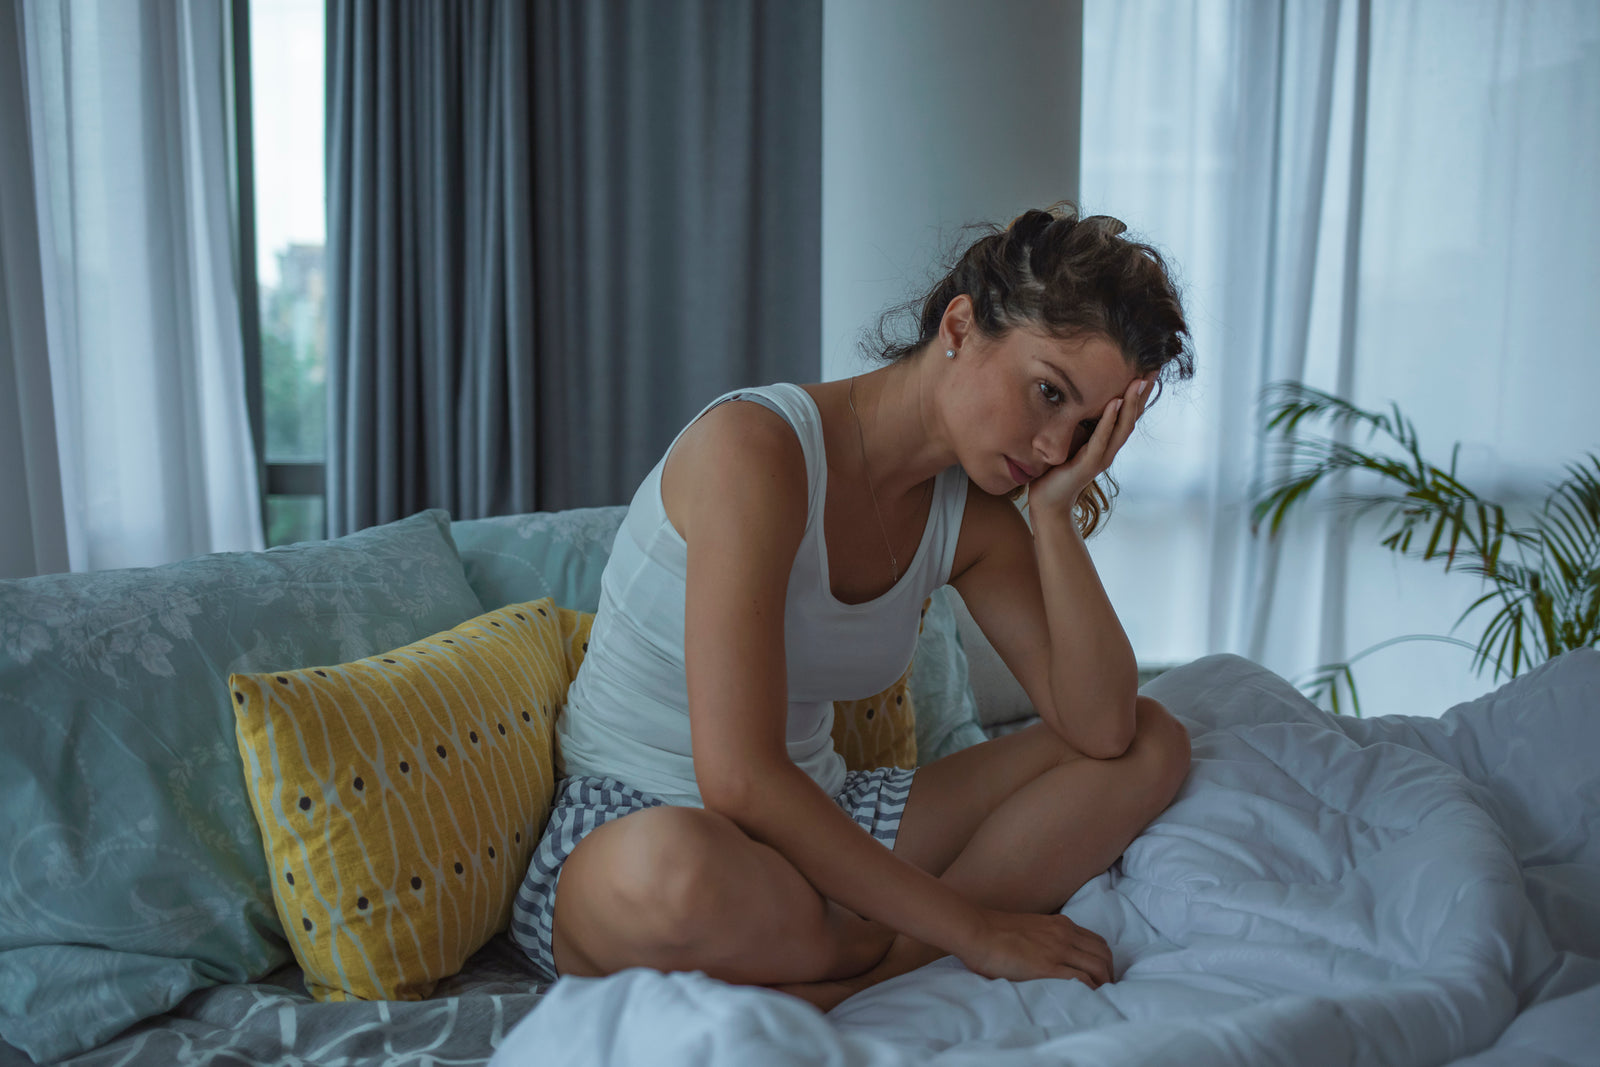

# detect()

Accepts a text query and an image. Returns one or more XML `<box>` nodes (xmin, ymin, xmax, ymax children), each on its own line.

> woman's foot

<box><xmin>767</xmin><ymin>932</ymin><xmax>943</xmax><ymax>1013</ymax></box>
<box><xmin>820</xmin><ymin>906</ymin><xmax>897</xmax><ymax>981</ymax></box>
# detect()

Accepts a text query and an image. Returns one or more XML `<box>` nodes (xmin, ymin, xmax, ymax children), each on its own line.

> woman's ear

<box><xmin>939</xmin><ymin>293</ymin><xmax>976</xmax><ymax>353</ymax></box>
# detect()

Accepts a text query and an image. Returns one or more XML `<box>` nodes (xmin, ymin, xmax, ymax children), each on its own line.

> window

<box><xmin>238</xmin><ymin>0</ymin><xmax>327</xmax><ymax>546</ymax></box>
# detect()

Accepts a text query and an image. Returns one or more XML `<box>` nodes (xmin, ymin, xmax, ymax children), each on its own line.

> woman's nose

<box><xmin>1036</xmin><ymin>423</ymin><xmax>1078</xmax><ymax>467</ymax></box>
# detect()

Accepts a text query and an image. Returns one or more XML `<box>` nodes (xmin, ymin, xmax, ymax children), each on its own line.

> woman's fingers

<box><xmin>1057</xmin><ymin>966</ymin><xmax>1101</xmax><ymax>988</ymax></box>
<box><xmin>1077</xmin><ymin>396</ymin><xmax>1123</xmax><ymax>472</ymax></box>
<box><xmin>1064</xmin><ymin>939</ymin><xmax>1113</xmax><ymax>986</ymax></box>
<box><xmin>1033</xmin><ymin>918</ymin><xmax>1112</xmax><ymax>986</ymax></box>
<box><xmin>1093</xmin><ymin>373</ymin><xmax>1158</xmax><ymax>471</ymax></box>
<box><xmin>1105</xmin><ymin>379</ymin><xmax>1147</xmax><ymax>457</ymax></box>
<box><xmin>1074</xmin><ymin>922</ymin><xmax>1112</xmax><ymax>960</ymax></box>
<box><xmin>1058</xmin><ymin>920</ymin><xmax>1113</xmax><ymax>983</ymax></box>
<box><xmin>1081</xmin><ymin>945</ymin><xmax>1113</xmax><ymax>986</ymax></box>
<box><xmin>1076</xmin><ymin>374</ymin><xmax>1159</xmax><ymax>480</ymax></box>
<box><xmin>967</xmin><ymin>912</ymin><xmax>1116</xmax><ymax>987</ymax></box>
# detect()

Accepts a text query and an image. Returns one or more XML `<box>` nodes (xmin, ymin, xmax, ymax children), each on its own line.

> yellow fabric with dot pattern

<box><xmin>831</xmin><ymin>665</ymin><xmax>917</xmax><ymax>770</ymax></box>
<box><xmin>230</xmin><ymin>598</ymin><xmax>585</xmax><ymax>1002</ymax></box>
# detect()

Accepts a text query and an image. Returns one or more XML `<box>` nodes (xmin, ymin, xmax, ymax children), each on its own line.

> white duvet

<box><xmin>492</xmin><ymin>651</ymin><xmax>1600</xmax><ymax>1066</ymax></box>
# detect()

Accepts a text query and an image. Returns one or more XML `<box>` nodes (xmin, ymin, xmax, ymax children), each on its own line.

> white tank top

<box><xmin>554</xmin><ymin>383</ymin><xmax>970</xmax><ymax>807</ymax></box>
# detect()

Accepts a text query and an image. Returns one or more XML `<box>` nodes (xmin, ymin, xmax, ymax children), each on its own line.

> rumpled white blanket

<box><xmin>492</xmin><ymin>651</ymin><xmax>1600</xmax><ymax>1066</ymax></box>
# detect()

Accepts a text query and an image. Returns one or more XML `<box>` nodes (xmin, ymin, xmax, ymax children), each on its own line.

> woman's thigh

<box><xmin>550</xmin><ymin>804</ymin><xmax>837</xmax><ymax>983</ymax></box>
<box><xmin>892</xmin><ymin>720</ymin><xmax>1085</xmax><ymax>878</ymax></box>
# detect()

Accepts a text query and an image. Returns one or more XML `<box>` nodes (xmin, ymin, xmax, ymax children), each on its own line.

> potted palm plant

<box><xmin>1252</xmin><ymin>381</ymin><xmax>1600</xmax><ymax>714</ymax></box>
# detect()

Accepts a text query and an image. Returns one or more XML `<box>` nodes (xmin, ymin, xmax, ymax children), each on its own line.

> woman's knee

<box><xmin>582</xmin><ymin>806</ymin><xmax>741</xmax><ymax>952</ymax></box>
<box><xmin>1130</xmin><ymin>695</ymin><xmax>1191</xmax><ymax>800</ymax></box>
<box><xmin>563</xmin><ymin>805</ymin><xmax>839</xmax><ymax>982</ymax></box>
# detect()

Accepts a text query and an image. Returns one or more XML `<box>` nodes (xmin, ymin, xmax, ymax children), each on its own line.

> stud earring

<box><xmin>945</xmin><ymin>348</ymin><xmax>956</xmax><ymax>359</ymax></box>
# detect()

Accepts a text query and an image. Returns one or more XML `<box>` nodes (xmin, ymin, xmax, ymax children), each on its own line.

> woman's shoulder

<box><xmin>680</xmin><ymin>394</ymin><xmax>802</xmax><ymax>459</ymax></box>
<box><xmin>660</xmin><ymin>393</ymin><xmax>810</xmax><ymax>542</ymax></box>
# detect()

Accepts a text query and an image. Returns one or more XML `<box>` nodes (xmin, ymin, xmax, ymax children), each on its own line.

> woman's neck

<box><xmin>842</xmin><ymin>354</ymin><xmax>954</xmax><ymax>502</ymax></box>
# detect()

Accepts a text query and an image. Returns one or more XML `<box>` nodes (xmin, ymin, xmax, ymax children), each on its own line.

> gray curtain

<box><xmin>326</xmin><ymin>0</ymin><xmax>822</xmax><ymax>534</ymax></box>
<box><xmin>0</xmin><ymin>1</ymin><xmax>66</xmax><ymax>579</ymax></box>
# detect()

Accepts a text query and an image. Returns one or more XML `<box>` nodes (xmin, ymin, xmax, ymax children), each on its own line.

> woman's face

<box><xmin>951</xmin><ymin>327</ymin><xmax>1137</xmax><ymax>496</ymax></box>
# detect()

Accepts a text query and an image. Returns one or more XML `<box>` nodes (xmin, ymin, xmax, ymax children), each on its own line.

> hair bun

<box><xmin>1006</xmin><ymin>208</ymin><xmax>1058</xmax><ymax>241</ymax></box>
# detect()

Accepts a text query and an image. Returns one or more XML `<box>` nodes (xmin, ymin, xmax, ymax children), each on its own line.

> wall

<box><xmin>820</xmin><ymin>0</ymin><xmax>1083</xmax><ymax>381</ymax></box>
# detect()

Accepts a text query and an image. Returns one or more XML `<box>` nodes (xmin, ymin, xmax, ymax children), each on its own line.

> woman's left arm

<box><xmin>951</xmin><ymin>377</ymin><xmax>1153</xmax><ymax>758</ymax></box>
<box><xmin>950</xmin><ymin>492</ymin><xmax>1137</xmax><ymax>759</ymax></box>
<box><xmin>1028</xmin><ymin>505</ymin><xmax>1138</xmax><ymax>756</ymax></box>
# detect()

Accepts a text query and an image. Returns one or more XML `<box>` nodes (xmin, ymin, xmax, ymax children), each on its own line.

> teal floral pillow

<box><xmin>911</xmin><ymin>586</ymin><xmax>988</xmax><ymax>764</ymax></box>
<box><xmin>451</xmin><ymin>506</ymin><xmax>627</xmax><ymax>613</ymax></box>
<box><xmin>0</xmin><ymin>510</ymin><xmax>484</xmax><ymax>1063</ymax></box>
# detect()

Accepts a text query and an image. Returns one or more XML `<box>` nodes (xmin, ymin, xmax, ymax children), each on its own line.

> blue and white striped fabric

<box><xmin>509</xmin><ymin>767</ymin><xmax>916</xmax><ymax>982</ymax></box>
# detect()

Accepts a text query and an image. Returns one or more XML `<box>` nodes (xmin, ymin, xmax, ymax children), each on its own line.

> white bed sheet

<box><xmin>492</xmin><ymin>650</ymin><xmax>1600</xmax><ymax>1066</ymax></box>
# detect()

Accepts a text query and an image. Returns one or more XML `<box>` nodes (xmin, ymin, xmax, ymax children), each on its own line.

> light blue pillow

<box><xmin>0</xmin><ymin>510</ymin><xmax>485</xmax><ymax>1063</ymax></box>
<box><xmin>453</xmin><ymin>507</ymin><xmax>983</xmax><ymax>766</ymax></box>
<box><xmin>911</xmin><ymin>586</ymin><xmax>988</xmax><ymax>763</ymax></box>
<box><xmin>451</xmin><ymin>506</ymin><xmax>627</xmax><ymax>613</ymax></box>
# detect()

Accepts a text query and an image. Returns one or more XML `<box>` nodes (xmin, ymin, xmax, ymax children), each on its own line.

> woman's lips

<box><xmin>1006</xmin><ymin>457</ymin><xmax>1035</xmax><ymax>485</ymax></box>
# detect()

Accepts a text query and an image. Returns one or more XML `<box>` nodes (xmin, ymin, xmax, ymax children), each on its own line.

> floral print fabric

<box><xmin>0</xmin><ymin>510</ymin><xmax>486</xmax><ymax>1062</ymax></box>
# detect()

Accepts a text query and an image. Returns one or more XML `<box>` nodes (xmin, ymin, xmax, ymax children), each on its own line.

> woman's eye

<box><xmin>1038</xmin><ymin>381</ymin><xmax>1064</xmax><ymax>405</ymax></box>
<box><xmin>1080</xmin><ymin>418</ymin><xmax>1099</xmax><ymax>436</ymax></box>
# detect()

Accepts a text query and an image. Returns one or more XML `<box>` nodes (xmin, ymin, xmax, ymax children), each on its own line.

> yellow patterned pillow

<box><xmin>832</xmin><ymin>665</ymin><xmax>916</xmax><ymax>770</ymax></box>
<box><xmin>230</xmin><ymin>598</ymin><xmax>588</xmax><ymax>1002</ymax></box>
<box><xmin>830</xmin><ymin>597</ymin><xmax>931</xmax><ymax>771</ymax></box>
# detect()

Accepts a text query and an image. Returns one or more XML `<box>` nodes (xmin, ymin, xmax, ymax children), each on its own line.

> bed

<box><xmin>2</xmin><ymin>506</ymin><xmax>1595</xmax><ymax>1066</ymax></box>
<box><xmin>491</xmin><ymin>650</ymin><xmax>1600</xmax><ymax>1067</ymax></box>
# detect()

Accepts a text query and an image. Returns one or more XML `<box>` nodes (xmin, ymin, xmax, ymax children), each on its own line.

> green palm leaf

<box><xmin>1255</xmin><ymin>384</ymin><xmax>1599</xmax><ymax>698</ymax></box>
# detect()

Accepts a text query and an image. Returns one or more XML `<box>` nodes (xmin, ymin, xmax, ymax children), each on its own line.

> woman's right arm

<box><xmin>663</xmin><ymin>403</ymin><xmax>1091</xmax><ymax>980</ymax></box>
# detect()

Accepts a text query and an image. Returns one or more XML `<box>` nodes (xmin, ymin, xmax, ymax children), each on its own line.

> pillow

<box><xmin>909</xmin><ymin>586</ymin><xmax>988</xmax><ymax>762</ymax></box>
<box><xmin>0</xmin><ymin>510</ymin><xmax>484</xmax><ymax>1063</ymax></box>
<box><xmin>451</xmin><ymin>507</ymin><xmax>627</xmax><ymax>613</ymax></box>
<box><xmin>832</xmin><ymin>664</ymin><xmax>918</xmax><ymax>771</ymax></box>
<box><xmin>231</xmin><ymin>598</ymin><xmax>588</xmax><ymax>1003</ymax></box>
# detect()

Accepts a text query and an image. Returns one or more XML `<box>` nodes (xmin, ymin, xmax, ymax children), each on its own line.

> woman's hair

<box><xmin>870</xmin><ymin>203</ymin><xmax>1193</xmax><ymax>537</ymax></box>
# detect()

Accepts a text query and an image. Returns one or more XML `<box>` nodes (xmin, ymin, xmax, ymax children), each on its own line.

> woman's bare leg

<box><xmin>550</xmin><ymin>805</ymin><xmax>897</xmax><ymax>985</ymax></box>
<box><xmin>775</xmin><ymin>696</ymin><xmax>1191</xmax><ymax>1009</ymax></box>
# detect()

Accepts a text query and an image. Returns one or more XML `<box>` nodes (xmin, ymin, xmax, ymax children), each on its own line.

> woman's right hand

<box><xmin>957</xmin><ymin>909</ymin><xmax>1114</xmax><ymax>988</ymax></box>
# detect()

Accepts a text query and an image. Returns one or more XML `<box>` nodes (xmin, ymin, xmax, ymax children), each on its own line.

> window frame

<box><xmin>229</xmin><ymin>0</ymin><xmax>328</xmax><ymax>542</ymax></box>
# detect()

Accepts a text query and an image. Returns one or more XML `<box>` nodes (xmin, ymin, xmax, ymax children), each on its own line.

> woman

<box><xmin>509</xmin><ymin>204</ymin><xmax>1195</xmax><ymax>1011</ymax></box>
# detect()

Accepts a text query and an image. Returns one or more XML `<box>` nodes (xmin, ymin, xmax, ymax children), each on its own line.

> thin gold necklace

<box><xmin>848</xmin><ymin>375</ymin><xmax>902</xmax><ymax>584</ymax></box>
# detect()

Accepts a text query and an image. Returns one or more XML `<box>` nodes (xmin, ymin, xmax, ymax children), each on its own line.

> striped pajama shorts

<box><xmin>508</xmin><ymin>767</ymin><xmax>916</xmax><ymax>983</ymax></box>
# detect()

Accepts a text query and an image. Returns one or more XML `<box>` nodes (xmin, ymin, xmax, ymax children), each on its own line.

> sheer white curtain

<box><xmin>1081</xmin><ymin>0</ymin><xmax>1600</xmax><ymax>716</ymax></box>
<box><xmin>1</xmin><ymin>0</ymin><xmax>260</xmax><ymax>578</ymax></box>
